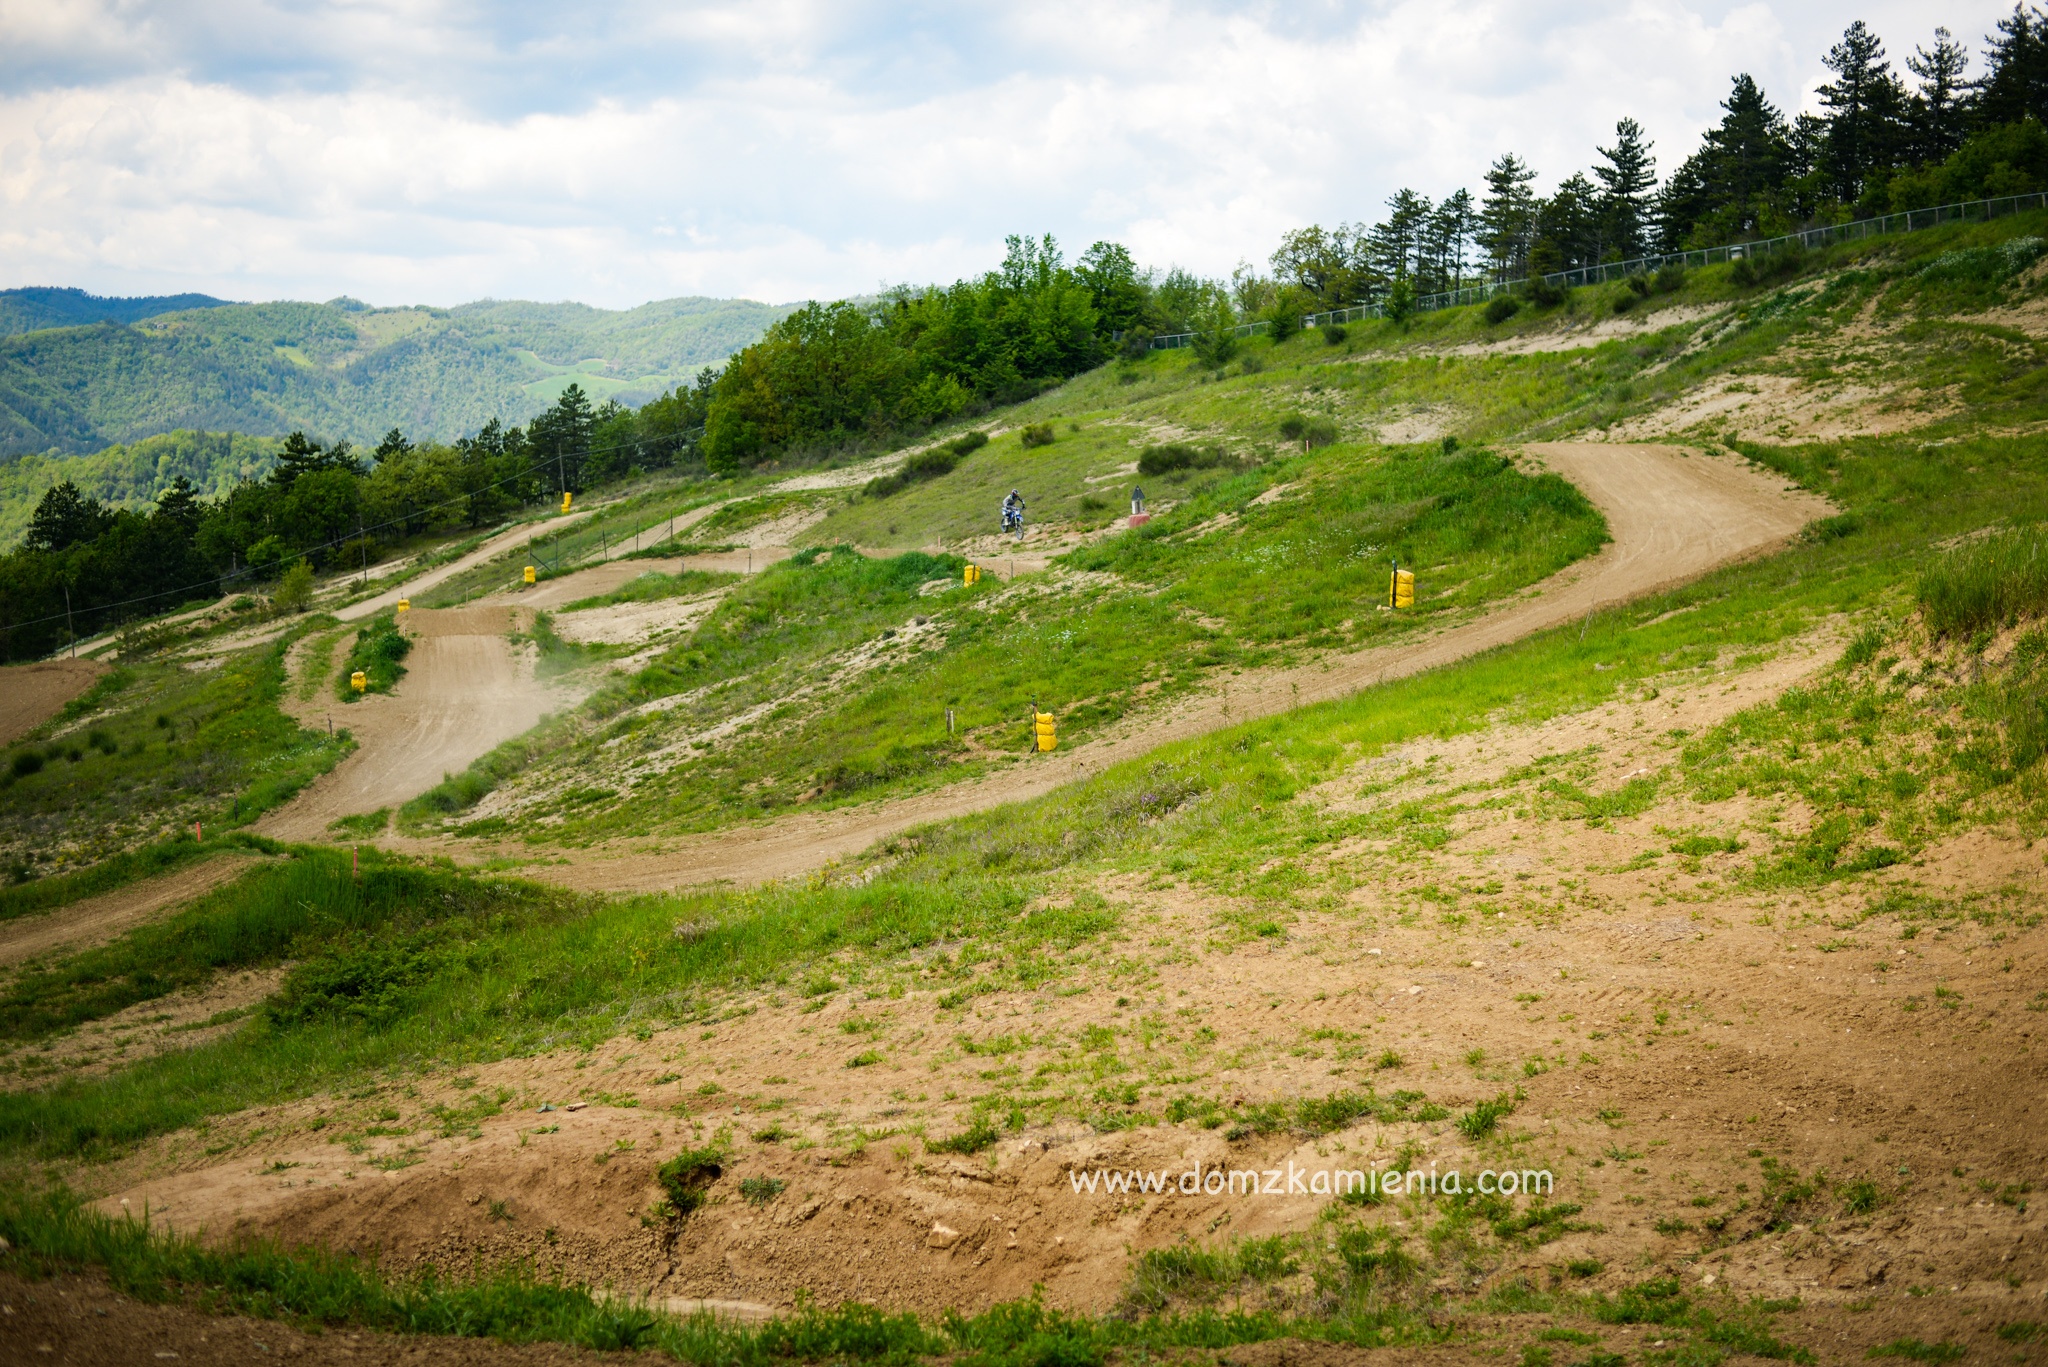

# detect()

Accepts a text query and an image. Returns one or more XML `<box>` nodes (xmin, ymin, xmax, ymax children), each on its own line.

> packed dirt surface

<box><xmin>89</xmin><ymin>630</ymin><xmax>2043</xmax><ymax>1356</ymax></box>
<box><xmin>0</xmin><ymin>658</ymin><xmax>105</xmax><ymax>745</ymax></box>
<box><xmin>516</xmin><ymin>442</ymin><xmax>1832</xmax><ymax>892</ymax></box>
<box><xmin>258</xmin><ymin>607</ymin><xmax>572</xmax><ymax>841</ymax></box>
<box><xmin>336</xmin><ymin>509</ymin><xmax>601</xmax><ymax>622</ymax></box>
<box><xmin>0</xmin><ymin>853</ymin><xmax>259</xmax><ymax>970</ymax></box>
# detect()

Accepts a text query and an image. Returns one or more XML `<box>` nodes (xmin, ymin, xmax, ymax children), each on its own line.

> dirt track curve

<box><xmin>259</xmin><ymin>607</ymin><xmax>569</xmax><ymax>841</ymax></box>
<box><xmin>513</xmin><ymin>442</ymin><xmax>1832</xmax><ymax>893</ymax></box>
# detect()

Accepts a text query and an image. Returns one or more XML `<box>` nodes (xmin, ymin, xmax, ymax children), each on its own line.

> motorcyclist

<box><xmin>1001</xmin><ymin>489</ymin><xmax>1026</xmax><ymax>540</ymax></box>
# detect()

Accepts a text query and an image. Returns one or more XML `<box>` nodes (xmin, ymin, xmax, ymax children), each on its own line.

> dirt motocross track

<box><xmin>518</xmin><ymin>442</ymin><xmax>1833</xmax><ymax>892</ymax></box>
<box><xmin>259</xmin><ymin>606</ymin><xmax>569</xmax><ymax>841</ymax></box>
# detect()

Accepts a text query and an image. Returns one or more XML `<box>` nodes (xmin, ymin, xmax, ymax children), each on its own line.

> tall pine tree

<box><xmin>1594</xmin><ymin>118</ymin><xmax>1658</xmax><ymax>260</ymax></box>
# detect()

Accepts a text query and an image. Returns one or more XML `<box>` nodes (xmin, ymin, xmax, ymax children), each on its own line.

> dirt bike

<box><xmin>1002</xmin><ymin>505</ymin><xmax>1025</xmax><ymax>539</ymax></box>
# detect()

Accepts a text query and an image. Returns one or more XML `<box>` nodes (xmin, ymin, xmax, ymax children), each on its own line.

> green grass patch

<box><xmin>561</xmin><ymin>568</ymin><xmax>739</xmax><ymax>611</ymax></box>
<box><xmin>0</xmin><ymin>629</ymin><xmax>350</xmax><ymax>881</ymax></box>
<box><xmin>337</xmin><ymin>611</ymin><xmax>410</xmax><ymax>700</ymax></box>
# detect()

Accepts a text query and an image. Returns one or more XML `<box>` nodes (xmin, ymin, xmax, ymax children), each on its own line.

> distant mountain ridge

<box><xmin>0</xmin><ymin>286</ymin><xmax>235</xmax><ymax>336</ymax></box>
<box><xmin>0</xmin><ymin>292</ymin><xmax>796</xmax><ymax>459</ymax></box>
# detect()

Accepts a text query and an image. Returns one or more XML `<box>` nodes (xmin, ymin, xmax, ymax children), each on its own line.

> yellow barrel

<box><xmin>1033</xmin><ymin>711</ymin><xmax>1056</xmax><ymax>752</ymax></box>
<box><xmin>350</xmin><ymin>670</ymin><xmax>367</xmax><ymax>692</ymax></box>
<box><xmin>964</xmin><ymin>564</ymin><xmax>980</xmax><ymax>585</ymax></box>
<box><xmin>1390</xmin><ymin>568</ymin><xmax>1415</xmax><ymax>609</ymax></box>
<box><xmin>523</xmin><ymin>565</ymin><xmax>536</xmax><ymax>585</ymax></box>
<box><xmin>561</xmin><ymin>491</ymin><xmax>573</xmax><ymax>513</ymax></box>
<box><xmin>396</xmin><ymin>599</ymin><xmax>410</xmax><ymax>612</ymax></box>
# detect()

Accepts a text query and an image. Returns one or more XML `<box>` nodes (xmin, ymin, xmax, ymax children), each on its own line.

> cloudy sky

<box><xmin>0</xmin><ymin>1</ymin><xmax>2007</xmax><ymax>309</ymax></box>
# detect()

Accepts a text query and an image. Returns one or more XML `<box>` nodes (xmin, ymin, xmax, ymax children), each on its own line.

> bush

<box><xmin>9</xmin><ymin>751</ymin><xmax>43</xmax><ymax>779</ymax></box>
<box><xmin>245</xmin><ymin>535</ymin><xmax>293</xmax><ymax>580</ymax></box>
<box><xmin>1117</xmin><ymin>328</ymin><xmax>1153</xmax><ymax>360</ymax></box>
<box><xmin>1525</xmin><ymin>276</ymin><xmax>1567</xmax><ymax>308</ymax></box>
<box><xmin>1136</xmin><ymin>444</ymin><xmax>1231</xmax><ymax>476</ymax></box>
<box><xmin>1484</xmin><ymin>295</ymin><xmax>1520</xmax><ymax>325</ymax></box>
<box><xmin>1020</xmin><ymin>423</ymin><xmax>1056</xmax><ymax>449</ymax></box>
<box><xmin>1384</xmin><ymin>277</ymin><xmax>1417</xmax><ymax>324</ymax></box>
<box><xmin>1627</xmin><ymin>273</ymin><xmax>1652</xmax><ymax>296</ymax></box>
<box><xmin>1654</xmin><ymin>263</ymin><xmax>1686</xmax><ymax>293</ymax></box>
<box><xmin>271</xmin><ymin>559</ymin><xmax>315</xmax><ymax>614</ymax></box>
<box><xmin>339</xmin><ymin>612</ymin><xmax>412</xmax><ymax>699</ymax></box>
<box><xmin>266</xmin><ymin>933</ymin><xmax>443</xmax><ymax>1027</ymax></box>
<box><xmin>1276</xmin><ymin>414</ymin><xmax>1339</xmax><ymax>450</ymax></box>
<box><xmin>947</xmin><ymin>430</ymin><xmax>990</xmax><ymax>458</ymax></box>
<box><xmin>1320</xmin><ymin>323</ymin><xmax>1347</xmax><ymax>345</ymax></box>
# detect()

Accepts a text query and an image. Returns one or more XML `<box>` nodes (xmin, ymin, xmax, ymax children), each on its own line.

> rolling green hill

<box><xmin>0</xmin><ymin>293</ymin><xmax>795</xmax><ymax>460</ymax></box>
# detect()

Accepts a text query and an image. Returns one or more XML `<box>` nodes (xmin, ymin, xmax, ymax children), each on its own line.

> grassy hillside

<box><xmin>0</xmin><ymin>294</ymin><xmax>795</xmax><ymax>459</ymax></box>
<box><xmin>3</xmin><ymin>211</ymin><xmax>2048</xmax><ymax>1359</ymax></box>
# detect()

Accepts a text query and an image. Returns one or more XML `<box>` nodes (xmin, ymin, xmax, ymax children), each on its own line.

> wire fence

<box><xmin>1137</xmin><ymin>188</ymin><xmax>2048</xmax><ymax>349</ymax></box>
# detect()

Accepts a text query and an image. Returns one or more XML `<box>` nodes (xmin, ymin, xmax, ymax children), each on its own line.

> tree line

<box><xmin>0</xmin><ymin>382</ymin><xmax>701</xmax><ymax>659</ymax></box>
<box><xmin>1251</xmin><ymin>12</ymin><xmax>2048</xmax><ymax>308</ymax></box>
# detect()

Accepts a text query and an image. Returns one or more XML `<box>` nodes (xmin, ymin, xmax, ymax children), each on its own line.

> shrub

<box><xmin>9</xmin><ymin>751</ymin><xmax>43</xmax><ymax>779</ymax></box>
<box><xmin>1627</xmin><ymin>273</ymin><xmax>1652</xmax><ymax>296</ymax></box>
<box><xmin>1020</xmin><ymin>423</ymin><xmax>1055</xmax><ymax>449</ymax></box>
<box><xmin>947</xmin><ymin>430</ymin><xmax>990</xmax><ymax>458</ymax></box>
<box><xmin>1384</xmin><ymin>277</ymin><xmax>1417</xmax><ymax>324</ymax></box>
<box><xmin>1118</xmin><ymin>328</ymin><xmax>1153</xmax><ymax>359</ymax></box>
<box><xmin>1484</xmin><ymin>295</ymin><xmax>1521</xmax><ymax>325</ymax></box>
<box><xmin>266</xmin><ymin>933</ymin><xmax>443</xmax><ymax>1027</ymax></box>
<box><xmin>1654</xmin><ymin>263</ymin><xmax>1686</xmax><ymax>293</ymax></box>
<box><xmin>1136</xmin><ymin>444</ymin><xmax>1231</xmax><ymax>476</ymax></box>
<box><xmin>656</xmin><ymin>1148</ymin><xmax>724</xmax><ymax>1216</ymax></box>
<box><xmin>1276</xmin><ymin>414</ymin><xmax>1339</xmax><ymax>450</ymax></box>
<box><xmin>1525</xmin><ymin>276</ymin><xmax>1567</xmax><ymax>308</ymax></box>
<box><xmin>1320</xmin><ymin>323</ymin><xmax>1348</xmax><ymax>345</ymax></box>
<box><xmin>271</xmin><ymin>559</ymin><xmax>315</xmax><ymax>614</ymax></box>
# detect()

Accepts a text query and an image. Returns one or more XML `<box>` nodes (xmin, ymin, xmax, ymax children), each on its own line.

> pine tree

<box><xmin>1978</xmin><ymin>4</ymin><xmax>2048</xmax><ymax>128</ymax></box>
<box><xmin>154</xmin><ymin>476</ymin><xmax>202</xmax><ymax>536</ymax></box>
<box><xmin>374</xmin><ymin>428</ymin><xmax>413</xmax><ymax>463</ymax></box>
<box><xmin>1369</xmin><ymin>190</ymin><xmax>1432</xmax><ymax>281</ymax></box>
<box><xmin>1820</xmin><ymin>20</ymin><xmax>1909</xmax><ymax>202</ymax></box>
<box><xmin>1478</xmin><ymin>154</ymin><xmax>1538</xmax><ymax>280</ymax></box>
<box><xmin>1424</xmin><ymin>189</ymin><xmax>1476</xmax><ymax>294</ymax></box>
<box><xmin>25</xmin><ymin>481</ymin><xmax>112</xmax><ymax>554</ymax></box>
<box><xmin>1594</xmin><ymin>118</ymin><xmax>1658</xmax><ymax>260</ymax></box>
<box><xmin>1904</xmin><ymin>28</ymin><xmax>1973</xmax><ymax>162</ymax></box>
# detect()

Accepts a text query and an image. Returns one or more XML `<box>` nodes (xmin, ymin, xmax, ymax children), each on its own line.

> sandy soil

<box><xmin>0</xmin><ymin>659</ymin><xmax>106</xmax><ymax>746</ymax></box>
<box><xmin>1604</xmin><ymin>373</ymin><xmax>1957</xmax><ymax>444</ymax></box>
<box><xmin>512</xmin><ymin>443</ymin><xmax>1833</xmax><ymax>893</ymax></box>
<box><xmin>257</xmin><ymin>607</ymin><xmax>571</xmax><ymax>841</ymax></box>
<box><xmin>0</xmin><ymin>853</ymin><xmax>260</xmax><ymax>970</ymax></box>
<box><xmin>1435</xmin><ymin>303</ymin><xmax>1725</xmax><ymax>357</ymax></box>
<box><xmin>86</xmin><ymin>632</ymin><xmax>2044</xmax><ymax>1354</ymax></box>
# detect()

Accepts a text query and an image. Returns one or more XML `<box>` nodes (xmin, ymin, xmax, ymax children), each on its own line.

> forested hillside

<box><xmin>0</xmin><ymin>294</ymin><xmax>793</xmax><ymax>459</ymax></box>
<box><xmin>0</xmin><ymin>286</ymin><xmax>231</xmax><ymax>336</ymax></box>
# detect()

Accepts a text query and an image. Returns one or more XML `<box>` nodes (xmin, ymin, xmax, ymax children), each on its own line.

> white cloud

<box><xmin>0</xmin><ymin>0</ymin><xmax>2017</xmax><ymax>307</ymax></box>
